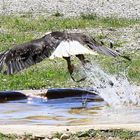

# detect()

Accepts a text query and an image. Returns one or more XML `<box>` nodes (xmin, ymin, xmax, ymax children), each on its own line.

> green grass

<box><xmin>0</xmin><ymin>129</ymin><xmax>140</xmax><ymax>140</ymax></box>
<box><xmin>73</xmin><ymin>129</ymin><xmax>140</xmax><ymax>140</ymax></box>
<box><xmin>0</xmin><ymin>59</ymin><xmax>71</xmax><ymax>91</ymax></box>
<box><xmin>1</xmin><ymin>14</ymin><xmax>139</xmax><ymax>32</ymax></box>
<box><xmin>0</xmin><ymin>14</ymin><xmax>140</xmax><ymax>90</ymax></box>
<box><xmin>0</xmin><ymin>132</ymin><xmax>36</xmax><ymax>140</ymax></box>
<box><xmin>91</xmin><ymin>52</ymin><xmax>140</xmax><ymax>84</ymax></box>
<box><xmin>128</xmin><ymin>56</ymin><xmax>140</xmax><ymax>83</ymax></box>
<box><xmin>0</xmin><ymin>132</ymin><xmax>17</xmax><ymax>140</ymax></box>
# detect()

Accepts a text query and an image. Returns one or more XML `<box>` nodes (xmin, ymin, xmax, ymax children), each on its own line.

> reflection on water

<box><xmin>0</xmin><ymin>94</ymin><xmax>140</xmax><ymax>125</ymax></box>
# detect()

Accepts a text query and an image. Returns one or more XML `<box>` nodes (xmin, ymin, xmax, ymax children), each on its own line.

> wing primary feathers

<box><xmin>89</xmin><ymin>42</ymin><xmax>119</xmax><ymax>57</ymax></box>
<box><xmin>19</xmin><ymin>60</ymin><xmax>26</xmax><ymax>69</ymax></box>
<box><xmin>25</xmin><ymin>58</ymin><xmax>31</xmax><ymax>66</ymax></box>
<box><xmin>11</xmin><ymin>61</ymin><xmax>16</xmax><ymax>73</ymax></box>
<box><xmin>12</xmin><ymin>61</ymin><xmax>17</xmax><ymax>72</ymax></box>
<box><xmin>40</xmin><ymin>54</ymin><xmax>47</xmax><ymax>60</ymax></box>
<box><xmin>7</xmin><ymin>63</ymin><xmax>10</xmax><ymax>74</ymax></box>
<box><xmin>85</xmin><ymin>36</ymin><xmax>131</xmax><ymax>61</ymax></box>
<box><xmin>0</xmin><ymin>51</ymin><xmax>8</xmax><ymax>72</ymax></box>
<box><xmin>14</xmin><ymin>61</ymin><xmax>21</xmax><ymax>72</ymax></box>
<box><xmin>10</xmin><ymin>61</ymin><xmax>14</xmax><ymax>74</ymax></box>
<box><xmin>91</xmin><ymin>43</ymin><xmax>131</xmax><ymax>61</ymax></box>
<box><xmin>26</xmin><ymin>58</ymin><xmax>34</xmax><ymax>66</ymax></box>
<box><xmin>24</xmin><ymin>59</ymin><xmax>33</xmax><ymax>68</ymax></box>
<box><xmin>17</xmin><ymin>60</ymin><xmax>23</xmax><ymax>71</ymax></box>
<box><xmin>21</xmin><ymin>60</ymin><xmax>28</xmax><ymax>68</ymax></box>
<box><xmin>120</xmin><ymin>55</ymin><xmax>131</xmax><ymax>61</ymax></box>
<box><xmin>7</xmin><ymin>61</ymin><xmax>13</xmax><ymax>75</ymax></box>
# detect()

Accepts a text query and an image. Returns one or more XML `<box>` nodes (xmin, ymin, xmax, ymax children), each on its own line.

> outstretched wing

<box><xmin>0</xmin><ymin>34</ymin><xmax>62</xmax><ymax>74</ymax></box>
<box><xmin>64</xmin><ymin>32</ymin><xmax>130</xmax><ymax>60</ymax></box>
<box><xmin>69</xmin><ymin>32</ymin><xmax>120</xmax><ymax>57</ymax></box>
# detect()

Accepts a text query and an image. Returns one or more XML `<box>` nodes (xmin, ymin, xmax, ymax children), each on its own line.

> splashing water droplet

<box><xmin>81</xmin><ymin>62</ymin><xmax>140</xmax><ymax>107</ymax></box>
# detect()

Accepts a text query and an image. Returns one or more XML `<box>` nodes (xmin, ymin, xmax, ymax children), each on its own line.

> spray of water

<box><xmin>74</xmin><ymin>61</ymin><xmax>140</xmax><ymax>107</ymax></box>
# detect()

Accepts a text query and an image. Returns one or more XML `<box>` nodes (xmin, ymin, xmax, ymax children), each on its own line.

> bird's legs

<box><xmin>63</xmin><ymin>55</ymin><xmax>91</xmax><ymax>82</ymax></box>
<box><xmin>63</xmin><ymin>56</ymin><xmax>75</xmax><ymax>79</ymax></box>
<box><xmin>76</xmin><ymin>54</ymin><xmax>91</xmax><ymax>81</ymax></box>
<box><xmin>63</xmin><ymin>56</ymin><xmax>86</xmax><ymax>82</ymax></box>
<box><xmin>76</xmin><ymin>54</ymin><xmax>91</xmax><ymax>66</ymax></box>
<box><xmin>75</xmin><ymin>54</ymin><xmax>92</xmax><ymax>81</ymax></box>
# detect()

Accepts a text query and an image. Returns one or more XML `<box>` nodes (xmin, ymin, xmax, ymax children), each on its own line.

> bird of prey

<box><xmin>0</xmin><ymin>31</ymin><xmax>130</xmax><ymax>81</ymax></box>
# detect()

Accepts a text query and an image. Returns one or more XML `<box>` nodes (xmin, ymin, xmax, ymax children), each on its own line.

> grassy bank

<box><xmin>0</xmin><ymin>129</ymin><xmax>140</xmax><ymax>140</ymax></box>
<box><xmin>0</xmin><ymin>14</ymin><xmax>140</xmax><ymax>90</ymax></box>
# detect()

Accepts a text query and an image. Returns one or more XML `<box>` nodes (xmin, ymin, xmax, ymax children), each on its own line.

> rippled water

<box><xmin>1</xmin><ymin>94</ymin><xmax>140</xmax><ymax>125</ymax></box>
<box><xmin>80</xmin><ymin>62</ymin><xmax>140</xmax><ymax>106</ymax></box>
<box><xmin>0</xmin><ymin>94</ymin><xmax>106</xmax><ymax>125</ymax></box>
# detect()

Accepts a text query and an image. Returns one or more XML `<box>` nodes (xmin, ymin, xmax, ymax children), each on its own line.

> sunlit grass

<box><xmin>93</xmin><ymin>53</ymin><xmax>140</xmax><ymax>84</ymax></box>
<box><xmin>0</xmin><ymin>59</ymin><xmax>71</xmax><ymax>91</ymax></box>
<box><xmin>1</xmin><ymin>14</ymin><xmax>139</xmax><ymax>32</ymax></box>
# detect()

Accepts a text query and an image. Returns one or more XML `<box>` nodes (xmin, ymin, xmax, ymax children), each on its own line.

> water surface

<box><xmin>0</xmin><ymin>94</ymin><xmax>140</xmax><ymax>125</ymax></box>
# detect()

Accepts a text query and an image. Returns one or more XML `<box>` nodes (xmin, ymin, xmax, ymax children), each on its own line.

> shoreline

<box><xmin>1</xmin><ymin>124</ymin><xmax>140</xmax><ymax>136</ymax></box>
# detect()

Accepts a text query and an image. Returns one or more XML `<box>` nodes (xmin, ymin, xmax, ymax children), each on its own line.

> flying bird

<box><xmin>0</xmin><ymin>31</ymin><xmax>130</xmax><ymax>81</ymax></box>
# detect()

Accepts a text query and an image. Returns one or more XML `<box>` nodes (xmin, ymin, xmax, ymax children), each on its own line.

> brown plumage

<box><xmin>0</xmin><ymin>31</ymin><xmax>130</xmax><ymax>81</ymax></box>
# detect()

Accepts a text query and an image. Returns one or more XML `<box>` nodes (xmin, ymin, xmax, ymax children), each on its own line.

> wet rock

<box><xmin>66</xmin><ymin>128</ymin><xmax>69</xmax><ymax>132</ymax></box>
<box><xmin>47</xmin><ymin>134</ymin><xmax>53</xmax><ymax>139</ymax></box>
<box><xmin>60</xmin><ymin>133</ymin><xmax>70</xmax><ymax>140</ymax></box>
<box><xmin>33</xmin><ymin>136</ymin><xmax>46</xmax><ymax>140</ymax></box>
<box><xmin>108</xmin><ymin>137</ymin><xmax>122</xmax><ymax>140</ymax></box>
<box><xmin>43</xmin><ymin>138</ymin><xmax>50</xmax><ymax>140</ymax></box>
<box><xmin>52</xmin><ymin>138</ymin><xmax>60</xmax><ymax>140</ymax></box>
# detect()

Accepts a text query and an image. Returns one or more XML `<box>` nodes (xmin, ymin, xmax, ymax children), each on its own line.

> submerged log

<box><xmin>0</xmin><ymin>88</ymin><xmax>100</xmax><ymax>102</ymax></box>
<box><xmin>0</xmin><ymin>91</ymin><xmax>27</xmax><ymax>102</ymax></box>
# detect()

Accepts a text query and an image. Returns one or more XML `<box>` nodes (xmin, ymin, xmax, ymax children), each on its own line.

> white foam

<box><xmin>82</xmin><ymin>62</ymin><xmax>140</xmax><ymax>107</ymax></box>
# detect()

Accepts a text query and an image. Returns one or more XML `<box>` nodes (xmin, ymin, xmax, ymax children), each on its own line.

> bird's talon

<box><xmin>68</xmin><ymin>64</ymin><xmax>75</xmax><ymax>75</ymax></box>
<box><xmin>70</xmin><ymin>75</ymin><xmax>87</xmax><ymax>82</ymax></box>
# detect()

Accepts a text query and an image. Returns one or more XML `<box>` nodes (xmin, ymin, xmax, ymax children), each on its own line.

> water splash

<box><xmin>76</xmin><ymin>62</ymin><xmax>140</xmax><ymax>106</ymax></box>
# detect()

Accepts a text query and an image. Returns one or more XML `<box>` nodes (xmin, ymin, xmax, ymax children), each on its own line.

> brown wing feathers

<box><xmin>79</xmin><ymin>33</ymin><xmax>131</xmax><ymax>61</ymax></box>
<box><xmin>1</xmin><ymin>33</ymin><xmax>64</xmax><ymax>75</ymax></box>
<box><xmin>0</xmin><ymin>38</ymin><xmax>53</xmax><ymax>74</ymax></box>
<box><xmin>79</xmin><ymin>34</ymin><xmax>119</xmax><ymax>57</ymax></box>
<box><xmin>3</xmin><ymin>49</ymin><xmax>35</xmax><ymax>74</ymax></box>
